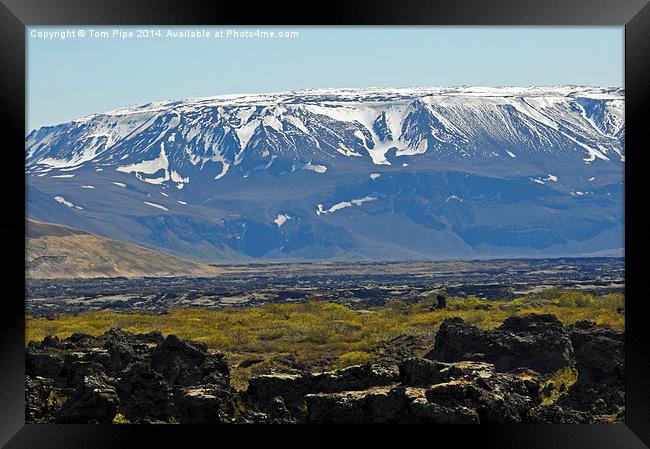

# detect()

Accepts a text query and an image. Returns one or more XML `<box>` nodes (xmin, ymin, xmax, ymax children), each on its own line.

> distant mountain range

<box><xmin>26</xmin><ymin>86</ymin><xmax>624</xmax><ymax>262</ymax></box>
<box><xmin>26</xmin><ymin>219</ymin><xmax>221</xmax><ymax>279</ymax></box>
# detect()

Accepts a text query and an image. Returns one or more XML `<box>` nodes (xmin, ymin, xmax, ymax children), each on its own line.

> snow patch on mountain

<box><xmin>316</xmin><ymin>196</ymin><xmax>377</xmax><ymax>215</ymax></box>
<box><xmin>531</xmin><ymin>174</ymin><xmax>559</xmax><ymax>184</ymax></box>
<box><xmin>54</xmin><ymin>196</ymin><xmax>73</xmax><ymax>207</ymax></box>
<box><xmin>54</xmin><ymin>196</ymin><xmax>82</xmax><ymax>210</ymax></box>
<box><xmin>273</xmin><ymin>214</ymin><xmax>291</xmax><ymax>227</ymax></box>
<box><xmin>144</xmin><ymin>201</ymin><xmax>169</xmax><ymax>211</ymax></box>
<box><xmin>302</xmin><ymin>162</ymin><xmax>327</xmax><ymax>174</ymax></box>
<box><xmin>117</xmin><ymin>144</ymin><xmax>169</xmax><ymax>175</ymax></box>
<box><xmin>446</xmin><ymin>195</ymin><xmax>463</xmax><ymax>203</ymax></box>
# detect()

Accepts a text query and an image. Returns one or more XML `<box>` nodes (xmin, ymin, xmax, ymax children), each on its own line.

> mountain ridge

<box><xmin>26</xmin><ymin>219</ymin><xmax>222</xmax><ymax>279</ymax></box>
<box><xmin>25</xmin><ymin>86</ymin><xmax>624</xmax><ymax>262</ymax></box>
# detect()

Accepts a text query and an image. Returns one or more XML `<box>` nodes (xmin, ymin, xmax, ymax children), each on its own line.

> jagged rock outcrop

<box><xmin>25</xmin><ymin>376</ymin><xmax>57</xmax><ymax>423</ymax></box>
<box><xmin>25</xmin><ymin>314</ymin><xmax>624</xmax><ymax>424</ymax></box>
<box><xmin>552</xmin><ymin>320</ymin><xmax>625</xmax><ymax>418</ymax></box>
<box><xmin>58</xmin><ymin>372</ymin><xmax>119</xmax><ymax>424</ymax></box>
<box><xmin>25</xmin><ymin>329</ymin><xmax>236</xmax><ymax>424</ymax></box>
<box><xmin>369</xmin><ymin>334</ymin><xmax>430</xmax><ymax>366</ymax></box>
<box><xmin>568</xmin><ymin>320</ymin><xmax>624</xmax><ymax>386</ymax></box>
<box><xmin>175</xmin><ymin>384</ymin><xmax>236</xmax><ymax>424</ymax></box>
<box><xmin>304</xmin><ymin>358</ymin><xmax>540</xmax><ymax>424</ymax></box>
<box><xmin>418</xmin><ymin>315</ymin><xmax>624</xmax><ymax>423</ymax></box>
<box><xmin>114</xmin><ymin>362</ymin><xmax>173</xmax><ymax>422</ymax></box>
<box><xmin>245</xmin><ymin>363</ymin><xmax>399</xmax><ymax>417</ymax></box>
<box><xmin>424</xmin><ymin>314</ymin><xmax>575</xmax><ymax>374</ymax></box>
<box><xmin>527</xmin><ymin>405</ymin><xmax>597</xmax><ymax>424</ymax></box>
<box><xmin>151</xmin><ymin>334</ymin><xmax>230</xmax><ymax>387</ymax></box>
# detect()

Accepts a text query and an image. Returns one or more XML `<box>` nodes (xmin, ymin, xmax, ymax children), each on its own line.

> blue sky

<box><xmin>27</xmin><ymin>26</ymin><xmax>623</xmax><ymax>132</ymax></box>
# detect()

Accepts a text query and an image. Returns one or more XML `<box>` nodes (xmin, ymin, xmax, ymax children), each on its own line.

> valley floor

<box><xmin>26</xmin><ymin>288</ymin><xmax>623</xmax><ymax>391</ymax></box>
<box><xmin>25</xmin><ymin>288</ymin><xmax>625</xmax><ymax>424</ymax></box>
<box><xmin>25</xmin><ymin>257</ymin><xmax>624</xmax><ymax>315</ymax></box>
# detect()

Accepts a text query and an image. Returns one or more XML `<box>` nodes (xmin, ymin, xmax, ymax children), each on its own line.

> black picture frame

<box><xmin>2</xmin><ymin>0</ymin><xmax>649</xmax><ymax>447</ymax></box>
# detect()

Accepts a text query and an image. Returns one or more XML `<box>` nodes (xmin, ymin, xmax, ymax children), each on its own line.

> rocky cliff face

<box><xmin>25</xmin><ymin>314</ymin><xmax>624</xmax><ymax>424</ymax></box>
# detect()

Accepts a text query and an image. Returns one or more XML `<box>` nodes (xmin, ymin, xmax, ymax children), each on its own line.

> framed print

<box><xmin>1</xmin><ymin>0</ymin><xmax>650</xmax><ymax>447</ymax></box>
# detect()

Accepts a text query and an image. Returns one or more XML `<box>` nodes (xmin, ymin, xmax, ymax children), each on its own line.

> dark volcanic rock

<box><xmin>568</xmin><ymin>320</ymin><xmax>624</xmax><ymax>386</ymax></box>
<box><xmin>25</xmin><ymin>340</ymin><xmax>65</xmax><ymax>381</ymax></box>
<box><xmin>305</xmin><ymin>385</ymin><xmax>404</xmax><ymax>423</ymax></box>
<box><xmin>436</xmin><ymin>294</ymin><xmax>447</xmax><ymax>309</ymax></box>
<box><xmin>25</xmin><ymin>329</ymin><xmax>236</xmax><ymax>424</ymax></box>
<box><xmin>246</xmin><ymin>363</ymin><xmax>399</xmax><ymax>413</ymax></box>
<box><xmin>304</xmin><ymin>358</ymin><xmax>539</xmax><ymax>423</ymax></box>
<box><xmin>370</xmin><ymin>334</ymin><xmax>430</xmax><ymax>366</ymax></box>
<box><xmin>398</xmin><ymin>357</ymin><xmax>515</xmax><ymax>387</ymax></box>
<box><xmin>310</xmin><ymin>363</ymin><xmax>399</xmax><ymax>392</ymax></box>
<box><xmin>425</xmin><ymin>314</ymin><xmax>574</xmax><ymax>374</ymax></box>
<box><xmin>246</xmin><ymin>372</ymin><xmax>305</xmax><ymax>412</ymax></box>
<box><xmin>423</xmin><ymin>377</ymin><xmax>533</xmax><ymax>424</ymax></box>
<box><xmin>25</xmin><ymin>315</ymin><xmax>624</xmax><ymax>424</ymax></box>
<box><xmin>58</xmin><ymin>372</ymin><xmax>119</xmax><ymax>423</ymax></box>
<box><xmin>416</xmin><ymin>358</ymin><xmax>540</xmax><ymax>423</ymax></box>
<box><xmin>238</xmin><ymin>357</ymin><xmax>264</xmax><ymax>368</ymax></box>
<box><xmin>264</xmin><ymin>396</ymin><xmax>293</xmax><ymax>423</ymax></box>
<box><xmin>399</xmin><ymin>357</ymin><xmax>452</xmax><ymax>386</ymax></box>
<box><xmin>26</xmin><ymin>328</ymin><xmax>164</xmax><ymax>387</ymax></box>
<box><xmin>407</xmin><ymin>392</ymin><xmax>480</xmax><ymax>424</ymax></box>
<box><xmin>424</xmin><ymin>317</ymin><xmax>485</xmax><ymax>361</ymax></box>
<box><xmin>151</xmin><ymin>334</ymin><xmax>230</xmax><ymax>387</ymax></box>
<box><xmin>175</xmin><ymin>384</ymin><xmax>236</xmax><ymax>424</ymax></box>
<box><xmin>115</xmin><ymin>362</ymin><xmax>173</xmax><ymax>423</ymax></box>
<box><xmin>103</xmin><ymin>329</ymin><xmax>141</xmax><ymax>372</ymax></box>
<box><xmin>25</xmin><ymin>376</ymin><xmax>56</xmax><ymax>423</ymax></box>
<box><xmin>527</xmin><ymin>405</ymin><xmax>597</xmax><ymax>424</ymax></box>
<box><xmin>553</xmin><ymin>321</ymin><xmax>625</xmax><ymax>417</ymax></box>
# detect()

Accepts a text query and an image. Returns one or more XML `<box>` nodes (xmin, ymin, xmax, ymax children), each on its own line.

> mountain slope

<box><xmin>26</xmin><ymin>219</ymin><xmax>222</xmax><ymax>279</ymax></box>
<box><xmin>25</xmin><ymin>86</ymin><xmax>624</xmax><ymax>262</ymax></box>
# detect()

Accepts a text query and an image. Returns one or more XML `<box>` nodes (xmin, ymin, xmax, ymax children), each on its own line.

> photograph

<box><xmin>21</xmin><ymin>24</ymin><xmax>629</xmax><ymax>426</ymax></box>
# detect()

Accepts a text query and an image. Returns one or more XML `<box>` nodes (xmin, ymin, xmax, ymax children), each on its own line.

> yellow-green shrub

<box><xmin>336</xmin><ymin>351</ymin><xmax>374</xmax><ymax>369</ymax></box>
<box><xmin>25</xmin><ymin>289</ymin><xmax>624</xmax><ymax>371</ymax></box>
<box><xmin>112</xmin><ymin>413</ymin><xmax>130</xmax><ymax>424</ymax></box>
<box><xmin>540</xmin><ymin>366</ymin><xmax>579</xmax><ymax>406</ymax></box>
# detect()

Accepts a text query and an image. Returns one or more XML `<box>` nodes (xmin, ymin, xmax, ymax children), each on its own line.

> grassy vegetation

<box><xmin>539</xmin><ymin>366</ymin><xmax>579</xmax><ymax>406</ymax></box>
<box><xmin>336</xmin><ymin>351</ymin><xmax>375</xmax><ymax>369</ymax></box>
<box><xmin>112</xmin><ymin>413</ymin><xmax>131</xmax><ymax>424</ymax></box>
<box><xmin>26</xmin><ymin>289</ymin><xmax>623</xmax><ymax>389</ymax></box>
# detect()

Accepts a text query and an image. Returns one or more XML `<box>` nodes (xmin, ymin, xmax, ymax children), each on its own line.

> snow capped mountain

<box><xmin>26</xmin><ymin>86</ymin><xmax>624</xmax><ymax>262</ymax></box>
<box><xmin>27</xmin><ymin>86</ymin><xmax>624</xmax><ymax>179</ymax></box>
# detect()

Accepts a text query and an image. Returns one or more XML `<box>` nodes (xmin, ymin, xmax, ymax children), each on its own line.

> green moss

<box><xmin>336</xmin><ymin>351</ymin><xmax>375</xmax><ymax>369</ymax></box>
<box><xmin>46</xmin><ymin>389</ymin><xmax>68</xmax><ymax>408</ymax></box>
<box><xmin>540</xmin><ymin>366</ymin><xmax>579</xmax><ymax>406</ymax></box>
<box><xmin>112</xmin><ymin>412</ymin><xmax>130</xmax><ymax>424</ymax></box>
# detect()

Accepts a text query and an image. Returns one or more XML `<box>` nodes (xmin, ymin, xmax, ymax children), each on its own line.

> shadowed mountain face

<box><xmin>26</xmin><ymin>219</ymin><xmax>221</xmax><ymax>279</ymax></box>
<box><xmin>26</xmin><ymin>87</ymin><xmax>624</xmax><ymax>262</ymax></box>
